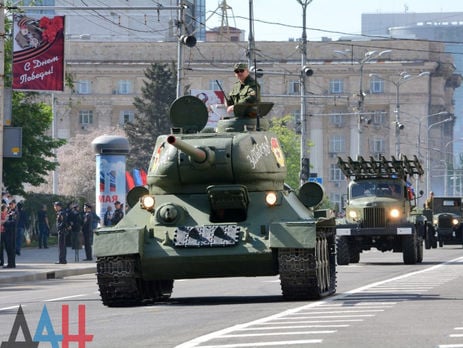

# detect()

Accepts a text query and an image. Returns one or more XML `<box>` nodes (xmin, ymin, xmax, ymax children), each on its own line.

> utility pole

<box><xmin>0</xmin><ymin>1</ymin><xmax>4</xmax><ymax>192</ymax></box>
<box><xmin>298</xmin><ymin>0</ymin><xmax>313</xmax><ymax>185</ymax></box>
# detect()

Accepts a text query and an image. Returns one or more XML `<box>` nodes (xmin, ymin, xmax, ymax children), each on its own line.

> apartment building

<box><xmin>53</xmin><ymin>39</ymin><xmax>458</xmax><ymax>209</ymax></box>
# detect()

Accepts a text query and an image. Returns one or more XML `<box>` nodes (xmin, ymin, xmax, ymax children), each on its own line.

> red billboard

<box><xmin>12</xmin><ymin>15</ymin><xmax>65</xmax><ymax>91</ymax></box>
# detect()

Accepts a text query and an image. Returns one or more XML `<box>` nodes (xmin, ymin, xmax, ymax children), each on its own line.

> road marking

<box><xmin>176</xmin><ymin>255</ymin><xmax>463</xmax><ymax>348</ymax></box>
<box><xmin>44</xmin><ymin>294</ymin><xmax>87</xmax><ymax>302</ymax></box>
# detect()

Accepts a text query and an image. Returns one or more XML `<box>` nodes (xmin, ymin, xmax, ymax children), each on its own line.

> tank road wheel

<box><xmin>141</xmin><ymin>279</ymin><xmax>174</xmax><ymax>302</ymax></box>
<box><xmin>279</xmin><ymin>235</ymin><xmax>336</xmax><ymax>300</ymax></box>
<box><xmin>96</xmin><ymin>255</ymin><xmax>144</xmax><ymax>307</ymax></box>
<box><xmin>336</xmin><ymin>236</ymin><xmax>350</xmax><ymax>265</ymax></box>
<box><xmin>402</xmin><ymin>234</ymin><xmax>418</xmax><ymax>265</ymax></box>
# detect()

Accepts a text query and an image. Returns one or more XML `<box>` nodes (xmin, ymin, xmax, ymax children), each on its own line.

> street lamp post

<box><xmin>443</xmin><ymin>138</ymin><xmax>463</xmax><ymax>195</ymax></box>
<box><xmin>297</xmin><ymin>0</ymin><xmax>313</xmax><ymax>185</ymax></box>
<box><xmin>426</xmin><ymin>117</ymin><xmax>455</xmax><ymax>195</ymax></box>
<box><xmin>369</xmin><ymin>71</ymin><xmax>430</xmax><ymax>157</ymax></box>
<box><xmin>334</xmin><ymin>49</ymin><xmax>391</xmax><ymax>157</ymax></box>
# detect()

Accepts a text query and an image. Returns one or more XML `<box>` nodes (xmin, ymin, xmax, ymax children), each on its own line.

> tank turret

<box><xmin>94</xmin><ymin>95</ymin><xmax>337</xmax><ymax>307</ymax></box>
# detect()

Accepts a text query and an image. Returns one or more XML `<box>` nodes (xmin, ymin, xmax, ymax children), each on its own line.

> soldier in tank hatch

<box><xmin>226</xmin><ymin>63</ymin><xmax>260</xmax><ymax>115</ymax></box>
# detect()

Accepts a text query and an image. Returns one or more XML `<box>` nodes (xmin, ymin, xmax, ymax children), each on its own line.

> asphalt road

<box><xmin>1</xmin><ymin>246</ymin><xmax>463</xmax><ymax>348</ymax></box>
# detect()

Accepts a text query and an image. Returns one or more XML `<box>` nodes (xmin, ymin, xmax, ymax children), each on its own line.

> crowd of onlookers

<box><xmin>0</xmin><ymin>192</ymin><xmax>125</xmax><ymax>268</ymax></box>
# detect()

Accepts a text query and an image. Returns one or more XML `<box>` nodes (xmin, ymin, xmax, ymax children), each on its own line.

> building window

<box><xmin>329</xmin><ymin>79</ymin><xmax>343</xmax><ymax>94</ymax></box>
<box><xmin>372</xmin><ymin>137</ymin><xmax>385</xmax><ymax>153</ymax></box>
<box><xmin>329</xmin><ymin>163</ymin><xmax>343</xmax><ymax>181</ymax></box>
<box><xmin>288</xmin><ymin>80</ymin><xmax>300</xmax><ymax>95</ymax></box>
<box><xmin>370</xmin><ymin>77</ymin><xmax>384</xmax><ymax>94</ymax></box>
<box><xmin>77</xmin><ymin>80</ymin><xmax>91</xmax><ymax>94</ymax></box>
<box><xmin>329</xmin><ymin>135</ymin><xmax>345</xmax><ymax>153</ymax></box>
<box><xmin>371</xmin><ymin>110</ymin><xmax>386</xmax><ymax>125</ymax></box>
<box><xmin>330</xmin><ymin>113</ymin><xmax>344</xmax><ymax>127</ymax></box>
<box><xmin>79</xmin><ymin>110</ymin><xmax>93</xmax><ymax>125</ymax></box>
<box><xmin>117</xmin><ymin>80</ymin><xmax>132</xmax><ymax>94</ymax></box>
<box><xmin>119</xmin><ymin>110</ymin><xmax>134</xmax><ymax>125</ymax></box>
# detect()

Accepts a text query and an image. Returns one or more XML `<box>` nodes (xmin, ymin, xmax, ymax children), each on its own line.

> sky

<box><xmin>205</xmin><ymin>0</ymin><xmax>463</xmax><ymax>41</ymax></box>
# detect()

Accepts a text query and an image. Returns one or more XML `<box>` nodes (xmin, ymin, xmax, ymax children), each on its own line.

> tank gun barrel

<box><xmin>167</xmin><ymin>135</ymin><xmax>208</xmax><ymax>163</ymax></box>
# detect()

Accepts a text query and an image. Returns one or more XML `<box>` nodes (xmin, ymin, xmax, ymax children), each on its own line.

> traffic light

<box><xmin>395</xmin><ymin>121</ymin><xmax>404</xmax><ymax>130</ymax></box>
<box><xmin>300</xmin><ymin>157</ymin><xmax>310</xmax><ymax>182</ymax></box>
<box><xmin>179</xmin><ymin>35</ymin><xmax>196</xmax><ymax>47</ymax></box>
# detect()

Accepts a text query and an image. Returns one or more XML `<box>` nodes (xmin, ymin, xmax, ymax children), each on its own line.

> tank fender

<box><xmin>269</xmin><ymin>221</ymin><xmax>316</xmax><ymax>248</ymax></box>
<box><xmin>93</xmin><ymin>226</ymin><xmax>146</xmax><ymax>258</ymax></box>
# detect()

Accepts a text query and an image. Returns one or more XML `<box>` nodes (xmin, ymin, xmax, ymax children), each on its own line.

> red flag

<box><xmin>125</xmin><ymin>171</ymin><xmax>135</xmax><ymax>191</ymax></box>
<box><xmin>12</xmin><ymin>15</ymin><xmax>65</xmax><ymax>91</ymax></box>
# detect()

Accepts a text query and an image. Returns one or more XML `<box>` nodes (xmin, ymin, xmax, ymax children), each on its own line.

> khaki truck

<box><xmin>335</xmin><ymin>155</ymin><xmax>430</xmax><ymax>265</ymax></box>
<box><xmin>423</xmin><ymin>196</ymin><xmax>463</xmax><ymax>247</ymax></box>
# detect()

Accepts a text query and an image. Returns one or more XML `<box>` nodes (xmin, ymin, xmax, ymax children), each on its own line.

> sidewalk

<box><xmin>0</xmin><ymin>245</ymin><xmax>96</xmax><ymax>284</ymax></box>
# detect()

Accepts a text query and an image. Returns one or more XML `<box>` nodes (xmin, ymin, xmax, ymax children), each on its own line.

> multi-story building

<box><xmin>362</xmin><ymin>12</ymin><xmax>463</xmax><ymax>195</ymax></box>
<box><xmin>54</xmin><ymin>39</ymin><xmax>458</xmax><ymax>209</ymax></box>
<box><xmin>18</xmin><ymin>3</ymin><xmax>461</xmax><ymax>210</ymax></box>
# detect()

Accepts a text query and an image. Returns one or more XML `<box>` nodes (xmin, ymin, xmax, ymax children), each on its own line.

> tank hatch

<box><xmin>169</xmin><ymin>95</ymin><xmax>208</xmax><ymax>134</ymax></box>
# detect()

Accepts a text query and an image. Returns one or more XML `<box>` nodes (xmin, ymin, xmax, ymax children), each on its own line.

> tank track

<box><xmin>279</xmin><ymin>229</ymin><xmax>336</xmax><ymax>300</ymax></box>
<box><xmin>96</xmin><ymin>255</ymin><xmax>174</xmax><ymax>307</ymax></box>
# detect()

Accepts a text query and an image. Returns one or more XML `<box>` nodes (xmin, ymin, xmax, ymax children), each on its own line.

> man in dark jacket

<box><xmin>82</xmin><ymin>203</ymin><xmax>94</xmax><ymax>261</ymax></box>
<box><xmin>54</xmin><ymin>201</ymin><xmax>67</xmax><ymax>264</ymax></box>
<box><xmin>111</xmin><ymin>201</ymin><xmax>124</xmax><ymax>226</ymax></box>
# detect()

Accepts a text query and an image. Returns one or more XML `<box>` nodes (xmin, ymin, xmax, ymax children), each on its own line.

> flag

<box><xmin>12</xmin><ymin>14</ymin><xmax>65</xmax><ymax>91</ymax></box>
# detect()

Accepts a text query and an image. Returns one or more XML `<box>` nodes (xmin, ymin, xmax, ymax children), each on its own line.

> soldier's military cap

<box><xmin>233</xmin><ymin>63</ymin><xmax>248</xmax><ymax>71</ymax></box>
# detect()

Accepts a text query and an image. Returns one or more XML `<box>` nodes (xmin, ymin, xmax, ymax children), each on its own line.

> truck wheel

<box><xmin>402</xmin><ymin>234</ymin><xmax>417</xmax><ymax>264</ymax></box>
<box><xmin>424</xmin><ymin>225</ymin><xmax>432</xmax><ymax>250</ymax></box>
<box><xmin>350</xmin><ymin>250</ymin><xmax>360</xmax><ymax>263</ymax></box>
<box><xmin>336</xmin><ymin>236</ymin><xmax>350</xmax><ymax>265</ymax></box>
<box><xmin>416</xmin><ymin>238</ymin><xmax>423</xmax><ymax>263</ymax></box>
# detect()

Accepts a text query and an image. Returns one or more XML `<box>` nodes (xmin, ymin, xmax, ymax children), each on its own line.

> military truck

<box><xmin>423</xmin><ymin>196</ymin><xmax>463</xmax><ymax>247</ymax></box>
<box><xmin>93</xmin><ymin>96</ymin><xmax>337</xmax><ymax>307</ymax></box>
<box><xmin>335</xmin><ymin>155</ymin><xmax>428</xmax><ymax>265</ymax></box>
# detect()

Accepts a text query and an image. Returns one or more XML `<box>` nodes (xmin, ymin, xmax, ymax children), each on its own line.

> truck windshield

<box><xmin>350</xmin><ymin>181</ymin><xmax>402</xmax><ymax>198</ymax></box>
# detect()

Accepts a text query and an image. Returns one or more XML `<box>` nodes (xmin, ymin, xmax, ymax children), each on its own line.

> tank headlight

<box><xmin>433</xmin><ymin>217</ymin><xmax>438</xmax><ymax>225</ymax></box>
<box><xmin>140</xmin><ymin>195</ymin><xmax>155</xmax><ymax>212</ymax></box>
<box><xmin>265</xmin><ymin>192</ymin><xmax>278</xmax><ymax>206</ymax></box>
<box><xmin>452</xmin><ymin>218</ymin><xmax>459</xmax><ymax>226</ymax></box>
<box><xmin>348</xmin><ymin>210</ymin><xmax>358</xmax><ymax>219</ymax></box>
<box><xmin>390</xmin><ymin>208</ymin><xmax>400</xmax><ymax>218</ymax></box>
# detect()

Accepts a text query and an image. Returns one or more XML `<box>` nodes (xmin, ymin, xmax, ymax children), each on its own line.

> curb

<box><xmin>0</xmin><ymin>266</ymin><xmax>96</xmax><ymax>284</ymax></box>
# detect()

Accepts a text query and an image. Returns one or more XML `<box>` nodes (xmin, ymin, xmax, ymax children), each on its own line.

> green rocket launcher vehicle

<box><xmin>94</xmin><ymin>96</ymin><xmax>336</xmax><ymax>307</ymax></box>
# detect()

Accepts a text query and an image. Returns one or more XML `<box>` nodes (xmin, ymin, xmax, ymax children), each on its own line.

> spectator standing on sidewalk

<box><xmin>0</xmin><ymin>203</ymin><xmax>8</xmax><ymax>266</ymax></box>
<box><xmin>37</xmin><ymin>204</ymin><xmax>50</xmax><ymax>248</ymax></box>
<box><xmin>68</xmin><ymin>204</ymin><xmax>83</xmax><ymax>261</ymax></box>
<box><xmin>111</xmin><ymin>201</ymin><xmax>124</xmax><ymax>226</ymax></box>
<box><xmin>82</xmin><ymin>203</ymin><xmax>94</xmax><ymax>261</ymax></box>
<box><xmin>3</xmin><ymin>210</ymin><xmax>17</xmax><ymax>268</ymax></box>
<box><xmin>15</xmin><ymin>201</ymin><xmax>28</xmax><ymax>256</ymax></box>
<box><xmin>54</xmin><ymin>201</ymin><xmax>68</xmax><ymax>264</ymax></box>
<box><xmin>103</xmin><ymin>205</ymin><xmax>113</xmax><ymax>226</ymax></box>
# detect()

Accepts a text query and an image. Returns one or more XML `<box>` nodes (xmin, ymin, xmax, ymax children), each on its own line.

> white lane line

<box><xmin>176</xmin><ymin>255</ymin><xmax>463</xmax><ymax>348</ymax></box>
<box><xmin>237</xmin><ymin>324</ymin><xmax>349</xmax><ymax>330</ymax></box>
<box><xmin>0</xmin><ymin>305</ymin><xmax>20</xmax><ymax>312</ymax></box>
<box><xmin>220</xmin><ymin>330</ymin><xmax>335</xmax><ymax>338</ymax></box>
<box><xmin>44</xmin><ymin>294</ymin><xmax>87</xmax><ymax>302</ymax></box>
<box><xmin>197</xmin><ymin>339</ymin><xmax>322</xmax><ymax>347</ymax></box>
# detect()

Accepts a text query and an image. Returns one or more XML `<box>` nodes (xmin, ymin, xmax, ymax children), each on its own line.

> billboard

<box><xmin>190</xmin><ymin>89</ymin><xmax>226</xmax><ymax>129</ymax></box>
<box><xmin>12</xmin><ymin>15</ymin><xmax>65</xmax><ymax>91</ymax></box>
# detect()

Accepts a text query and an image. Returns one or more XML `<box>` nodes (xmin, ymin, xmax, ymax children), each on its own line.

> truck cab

<box><xmin>336</xmin><ymin>155</ymin><xmax>427</xmax><ymax>265</ymax></box>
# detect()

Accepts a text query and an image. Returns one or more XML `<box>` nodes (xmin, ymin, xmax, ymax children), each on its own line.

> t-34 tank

<box><xmin>94</xmin><ymin>96</ymin><xmax>337</xmax><ymax>307</ymax></box>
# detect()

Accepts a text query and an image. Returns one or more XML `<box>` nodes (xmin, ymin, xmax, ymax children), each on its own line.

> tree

<box><xmin>125</xmin><ymin>62</ymin><xmax>177</xmax><ymax>169</ymax></box>
<box><xmin>28</xmin><ymin>127</ymin><xmax>125</xmax><ymax>203</ymax></box>
<box><xmin>3</xmin><ymin>92</ymin><xmax>66</xmax><ymax>195</ymax></box>
<box><xmin>269</xmin><ymin>115</ymin><xmax>301</xmax><ymax>189</ymax></box>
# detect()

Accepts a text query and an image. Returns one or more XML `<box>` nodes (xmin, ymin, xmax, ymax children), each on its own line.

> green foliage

<box><xmin>269</xmin><ymin>115</ymin><xmax>301</xmax><ymax>188</ymax></box>
<box><xmin>125</xmin><ymin>62</ymin><xmax>177</xmax><ymax>169</ymax></box>
<box><xmin>3</xmin><ymin>93</ymin><xmax>66</xmax><ymax>195</ymax></box>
